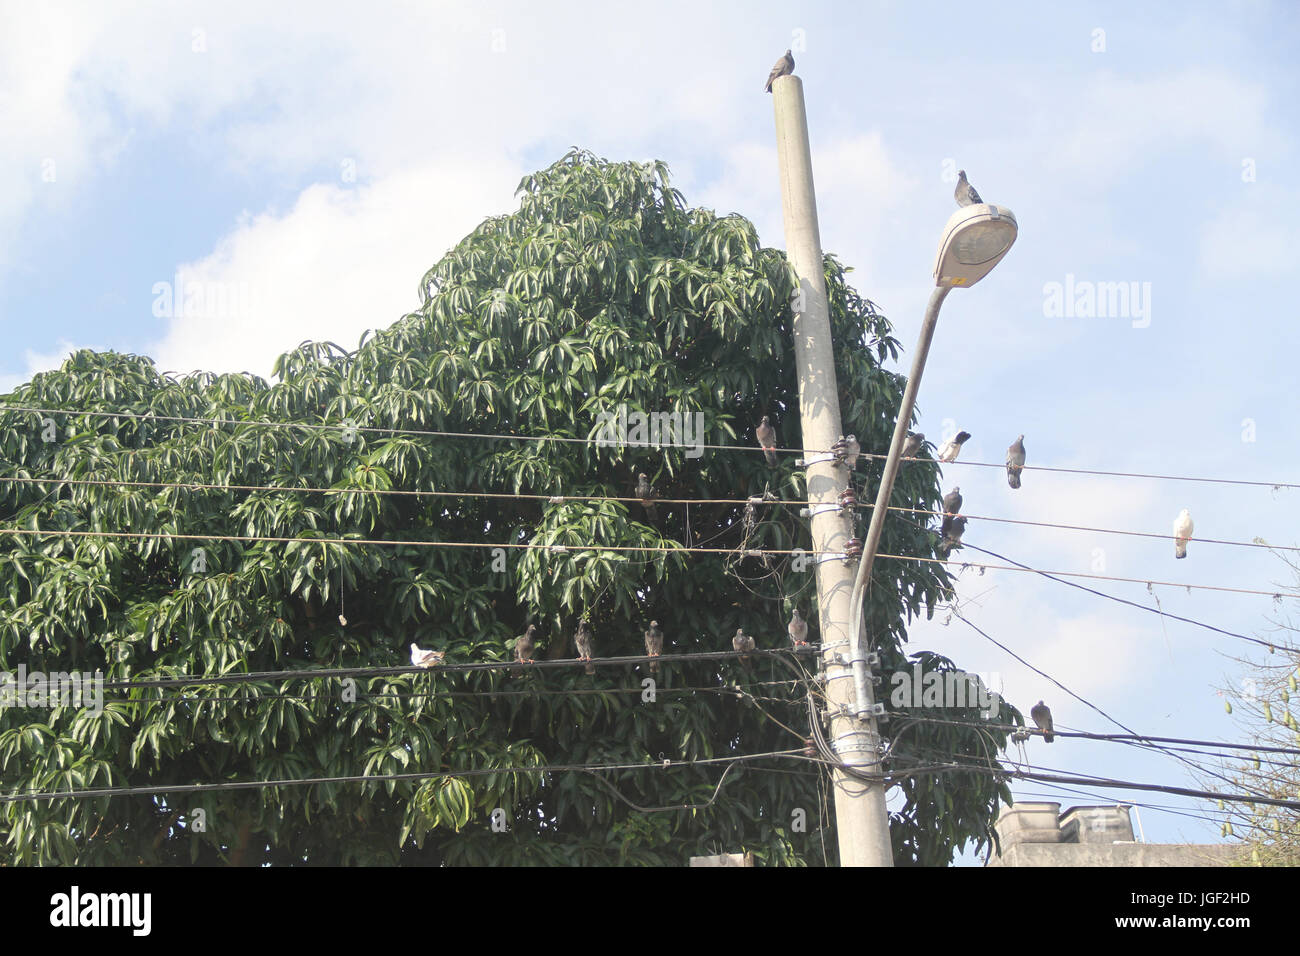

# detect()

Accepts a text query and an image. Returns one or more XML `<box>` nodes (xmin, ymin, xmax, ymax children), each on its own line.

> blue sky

<box><xmin>2</xmin><ymin>1</ymin><xmax>1298</xmax><ymax>860</ymax></box>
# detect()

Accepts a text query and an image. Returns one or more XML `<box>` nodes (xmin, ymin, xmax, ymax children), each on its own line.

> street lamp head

<box><xmin>932</xmin><ymin>203</ymin><xmax>1018</xmax><ymax>288</ymax></box>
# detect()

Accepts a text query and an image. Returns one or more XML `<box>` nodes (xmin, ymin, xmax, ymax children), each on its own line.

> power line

<box><xmin>3</xmin><ymin>402</ymin><xmax>1296</xmax><ymax>489</ymax></box>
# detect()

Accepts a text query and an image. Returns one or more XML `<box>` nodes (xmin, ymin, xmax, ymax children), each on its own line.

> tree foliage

<box><xmin>0</xmin><ymin>149</ymin><xmax>1016</xmax><ymax>865</ymax></box>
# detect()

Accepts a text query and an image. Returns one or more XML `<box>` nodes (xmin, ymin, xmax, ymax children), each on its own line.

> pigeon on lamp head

<box><xmin>936</xmin><ymin>515</ymin><xmax>967</xmax><ymax>560</ymax></box>
<box><xmin>1173</xmin><ymin>509</ymin><xmax>1194</xmax><ymax>559</ymax></box>
<box><xmin>756</xmin><ymin>416</ymin><xmax>778</xmax><ymax>466</ymax></box>
<box><xmin>955</xmin><ymin>170</ymin><xmax>983</xmax><ymax>207</ymax></box>
<box><xmin>410</xmin><ymin>643</ymin><xmax>445</xmax><ymax>668</ymax></box>
<box><xmin>733</xmin><ymin>627</ymin><xmax>755</xmax><ymax>660</ymax></box>
<box><xmin>765</xmin><ymin>49</ymin><xmax>795</xmax><ymax>92</ymax></box>
<box><xmin>636</xmin><ymin>473</ymin><xmax>659</xmax><ymax>521</ymax></box>
<box><xmin>1006</xmin><ymin>435</ymin><xmax>1026</xmax><ymax>489</ymax></box>
<box><xmin>575</xmin><ymin>618</ymin><xmax>596</xmax><ymax>674</ymax></box>
<box><xmin>788</xmin><ymin>608</ymin><xmax>809</xmax><ymax>647</ymax></box>
<box><xmin>831</xmin><ymin>434</ymin><xmax>860</xmax><ymax>469</ymax></box>
<box><xmin>902</xmin><ymin>432</ymin><xmax>924</xmax><ymax>461</ymax></box>
<box><xmin>1030</xmin><ymin>700</ymin><xmax>1055</xmax><ymax>743</ymax></box>
<box><xmin>644</xmin><ymin>620</ymin><xmax>664</xmax><ymax>673</ymax></box>
<box><xmin>937</xmin><ymin>431</ymin><xmax>971</xmax><ymax>463</ymax></box>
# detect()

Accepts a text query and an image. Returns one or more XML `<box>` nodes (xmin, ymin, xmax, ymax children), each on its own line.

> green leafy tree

<box><xmin>0</xmin><ymin>149</ymin><xmax>1016</xmax><ymax>865</ymax></box>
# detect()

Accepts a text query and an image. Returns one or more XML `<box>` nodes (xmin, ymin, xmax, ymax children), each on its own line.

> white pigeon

<box><xmin>937</xmin><ymin>431</ymin><xmax>971</xmax><ymax>463</ymax></box>
<box><xmin>1173</xmin><ymin>509</ymin><xmax>1194</xmax><ymax>559</ymax></box>
<box><xmin>410</xmin><ymin>643</ymin><xmax>445</xmax><ymax>668</ymax></box>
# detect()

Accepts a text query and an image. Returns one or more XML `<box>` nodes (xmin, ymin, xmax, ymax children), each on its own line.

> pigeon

<box><xmin>788</xmin><ymin>608</ymin><xmax>809</xmax><ymax>647</ymax></box>
<box><xmin>1030</xmin><ymin>700</ymin><xmax>1055</xmax><ymax>743</ymax></box>
<box><xmin>575</xmin><ymin>619</ymin><xmax>596</xmax><ymax>674</ymax></box>
<box><xmin>636</xmin><ymin>473</ymin><xmax>659</xmax><ymax>521</ymax></box>
<box><xmin>1173</xmin><ymin>509</ymin><xmax>1194</xmax><ymax>559</ymax></box>
<box><xmin>756</xmin><ymin>416</ymin><xmax>778</xmax><ymax>466</ymax></box>
<box><xmin>936</xmin><ymin>431</ymin><xmax>971</xmax><ymax>463</ymax></box>
<box><xmin>936</xmin><ymin>515</ymin><xmax>967</xmax><ymax>560</ymax></box>
<box><xmin>902</xmin><ymin>432</ymin><xmax>924</xmax><ymax>461</ymax></box>
<box><xmin>410</xmin><ymin>643</ymin><xmax>445</xmax><ymax>668</ymax></box>
<box><xmin>939</xmin><ymin>486</ymin><xmax>962</xmax><ymax>538</ymax></box>
<box><xmin>644</xmin><ymin>620</ymin><xmax>664</xmax><ymax>673</ymax></box>
<box><xmin>765</xmin><ymin>49</ymin><xmax>794</xmax><ymax>92</ymax></box>
<box><xmin>513</xmin><ymin>625</ymin><xmax>537</xmax><ymax>676</ymax></box>
<box><xmin>955</xmin><ymin>170</ymin><xmax>983</xmax><ymax>207</ymax></box>
<box><xmin>733</xmin><ymin>627</ymin><xmax>755</xmax><ymax>660</ymax></box>
<box><xmin>1006</xmin><ymin>435</ymin><xmax>1026</xmax><ymax>489</ymax></box>
<box><xmin>831</xmin><ymin>434</ymin><xmax>860</xmax><ymax>469</ymax></box>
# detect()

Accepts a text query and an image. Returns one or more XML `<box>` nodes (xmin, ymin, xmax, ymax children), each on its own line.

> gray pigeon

<box><xmin>937</xmin><ymin>431</ymin><xmax>971</xmax><ymax>463</ymax></box>
<box><xmin>788</xmin><ymin>608</ymin><xmax>809</xmax><ymax>646</ymax></box>
<box><xmin>765</xmin><ymin>49</ymin><xmax>794</xmax><ymax>92</ymax></box>
<box><xmin>936</xmin><ymin>515</ymin><xmax>967</xmax><ymax>559</ymax></box>
<box><xmin>1030</xmin><ymin>700</ymin><xmax>1055</xmax><ymax>743</ymax></box>
<box><xmin>1006</xmin><ymin>435</ymin><xmax>1026</xmax><ymax>489</ymax></box>
<box><xmin>756</xmin><ymin>416</ymin><xmax>778</xmax><ymax>466</ymax></box>
<box><xmin>939</xmin><ymin>486</ymin><xmax>962</xmax><ymax>538</ymax></box>
<box><xmin>644</xmin><ymin>620</ymin><xmax>664</xmax><ymax>673</ymax></box>
<box><xmin>733</xmin><ymin>627</ymin><xmax>755</xmax><ymax>660</ymax></box>
<box><xmin>955</xmin><ymin>170</ymin><xmax>983</xmax><ymax>207</ymax></box>
<box><xmin>902</xmin><ymin>432</ymin><xmax>924</xmax><ymax>461</ymax></box>
<box><xmin>636</xmin><ymin>473</ymin><xmax>659</xmax><ymax>521</ymax></box>
<box><xmin>513</xmin><ymin>624</ymin><xmax>537</xmax><ymax>676</ymax></box>
<box><xmin>575</xmin><ymin>619</ymin><xmax>596</xmax><ymax>675</ymax></box>
<box><xmin>831</xmin><ymin>434</ymin><xmax>860</xmax><ymax>469</ymax></box>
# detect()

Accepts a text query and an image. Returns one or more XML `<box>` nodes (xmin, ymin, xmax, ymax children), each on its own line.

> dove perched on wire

<box><xmin>831</xmin><ymin>434</ymin><xmax>860</xmax><ymax>469</ymax></box>
<box><xmin>936</xmin><ymin>515</ymin><xmax>967</xmax><ymax>560</ymax></box>
<box><xmin>954</xmin><ymin>170</ymin><xmax>983</xmax><ymax>207</ymax></box>
<box><xmin>636</xmin><ymin>473</ymin><xmax>659</xmax><ymax>521</ymax></box>
<box><xmin>644</xmin><ymin>620</ymin><xmax>664</xmax><ymax>673</ymax></box>
<box><xmin>939</xmin><ymin>487</ymin><xmax>963</xmax><ymax>538</ymax></box>
<box><xmin>733</xmin><ymin>627</ymin><xmax>755</xmax><ymax>661</ymax></box>
<box><xmin>1006</xmin><ymin>435</ymin><xmax>1026</xmax><ymax>489</ymax></box>
<box><xmin>788</xmin><ymin>608</ymin><xmax>809</xmax><ymax>647</ymax></box>
<box><xmin>512</xmin><ymin>624</ymin><xmax>537</xmax><ymax>676</ymax></box>
<box><xmin>1173</xmin><ymin>509</ymin><xmax>1194</xmax><ymax>559</ymax></box>
<box><xmin>764</xmin><ymin>49</ymin><xmax>794</xmax><ymax>92</ymax></box>
<box><xmin>410</xmin><ymin>643</ymin><xmax>445</xmax><ymax>668</ymax></box>
<box><xmin>936</xmin><ymin>431</ymin><xmax>971</xmax><ymax>463</ymax></box>
<box><xmin>575</xmin><ymin>619</ymin><xmax>596</xmax><ymax>675</ymax></box>
<box><xmin>902</xmin><ymin>432</ymin><xmax>924</xmax><ymax>461</ymax></box>
<box><xmin>1030</xmin><ymin>700</ymin><xmax>1055</xmax><ymax>743</ymax></box>
<box><xmin>756</xmin><ymin>416</ymin><xmax>778</xmax><ymax>466</ymax></box>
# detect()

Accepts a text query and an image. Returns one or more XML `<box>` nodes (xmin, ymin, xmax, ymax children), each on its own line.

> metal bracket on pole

<box><xmin>796</xmin><ymin>453</ymin><xmax>837</xmax><ymax>468</ymax></box>
<box><xmin>799</xmin><ymin>503</ymin><xmax>842</xmax><ymax>520</ymax></box>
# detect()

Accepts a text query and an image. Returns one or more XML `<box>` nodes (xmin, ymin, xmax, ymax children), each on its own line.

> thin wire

<box><xmin>3</xmin><ymin>402</ymin><xmax>1296</xmax><ymax>488</ymax></box>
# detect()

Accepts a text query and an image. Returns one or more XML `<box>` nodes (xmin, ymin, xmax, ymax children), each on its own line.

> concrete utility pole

<box><xmin>771</xmin><ymin>74</ymin><xmax>894</xmax><ymax>868</ymax></box>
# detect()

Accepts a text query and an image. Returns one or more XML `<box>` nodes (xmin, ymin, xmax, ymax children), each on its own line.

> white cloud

<box><xmin>0</xmin><ymin>339</ymin><xmax>85</xmax><ymax>394</ymax></box>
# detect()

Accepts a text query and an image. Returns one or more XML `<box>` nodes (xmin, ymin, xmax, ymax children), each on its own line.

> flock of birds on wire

<box><xmin>402</xmin><ymin>48</ymin><xmax>1203</xmax><ymax>754</ymax></box>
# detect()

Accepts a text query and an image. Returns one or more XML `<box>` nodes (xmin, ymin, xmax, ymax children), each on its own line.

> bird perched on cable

<box><xmin>1173</xmin><ymin>508</ymin><xmax>1194</xmax><ymax>559</ymax></box>
<box><xmin>831</xmin><ymin>434</ymin><xmax>860</xmax><ymax>469</ymax></box>
<box><xmin>1006</xmin><ymin>435</ymin><xmax>1026</xmax><ymax>489</ymax></box>
<box><xmin>902</xmin><ymin>432</ymin><xmax>925</xmax><ymax>461</ymax></box>
<box><xmin>939</xmin><ymin>486</ymin><xmax>962</xmax><ymax>538</ymax></box>
<box><xmin>410</xmin><ymin>643</ymin><xmax>445</xmax><ymax>668</ymax></box>
<box><xmin>937</xmin><ymin>431</ymin><xmax>971</xmax><ymax>462</ymax></box>
<box><xmin>512</xmin><ymin>624</ymin><xmax>537</xmax><ymax>676</ymax></box>
<box><xmin>636</xmin><ymin>472</ymin><xmax>658</xmax><ymax>521</ymax></box>
<box><xmin>765</xmin><ymin>49</ymin><xmax>794</xmax><ymax>92</ymax></box>
<box><xmin>644</xmin><ymin>620</ymin><xmax>664</xmax><ymax>673</ymax></box>
<box><xmin>788</xmin><ymin>608</ymin><xmax>809</xmax><ymax>647</ymax></box>
<box><xmin>575</xmin><ymin>618</ymin><xmax>596</xmax><ymax>675</ymax></box>
<box><xmin>733</xmin><ymin>627</ymin><xmax>755</xmax><ymax>661</ymax></box>
<box><xmin>954</xmin><ymin>170</ymin><xmax>983</xmax><ymax>207</ymax></box>
<box><xmin>936</xmin><ymin>515</ymin><xmax>967</xmax><ymax>560</ymax></box>
<box><xmin>756</xmin><ymin>416</ymin><xmax>778</xmax><ymax>466</ymax></box>
<box><xmin>1030</xmin><ymin>700</ymin><xmax>1055</xmax><ymax>743</ymax></box>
